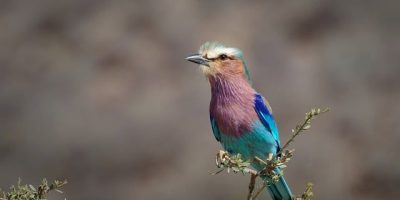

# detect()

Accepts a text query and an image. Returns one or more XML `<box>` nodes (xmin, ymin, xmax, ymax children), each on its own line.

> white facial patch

<box><xmin>198</xmin><ymin>42</ymin><xmax>241</xmax><ymax>60</ymax></box>
<box><xmin>203</xmin><ymin>47</ymin><xmax>239</xmax><ymax>59</ymax></box>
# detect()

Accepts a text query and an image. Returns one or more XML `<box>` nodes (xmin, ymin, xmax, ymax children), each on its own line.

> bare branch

<box><xmin>277</xmin><ymin>108</ymin><xmax>329</xmax><ymax>156</ymax></box>
<box><xmin>252</xmin><ymin>182</ymin><xmax>268</xmax><ymax>200</ymax></box>
<box><xmin>247</xmin><ymin>174</ymin><xmax>258</xmax><ymax>200</ymax></box>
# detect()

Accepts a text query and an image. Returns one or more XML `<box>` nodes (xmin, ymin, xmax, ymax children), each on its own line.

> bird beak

<box><xmin>185</xmin><ymin>54</ymin><xmax>210</xmax><ymax>66</ymax></box>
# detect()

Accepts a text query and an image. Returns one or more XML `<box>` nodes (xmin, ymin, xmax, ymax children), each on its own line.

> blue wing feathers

<box><xmin>255</xmin><ymin>94</ymin><xmax>292</xmax><ymax>199</ymax></box>
<box><xmin>254</xmin><ymin>94</ymin><xmax>281</xmax><ymax>150</ymax></box>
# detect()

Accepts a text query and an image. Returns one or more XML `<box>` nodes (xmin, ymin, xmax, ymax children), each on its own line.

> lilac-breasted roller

<box><xmin>186</xmin><ymin>42</ymin><xmax>293</xmax><ymax>200</ymax></box>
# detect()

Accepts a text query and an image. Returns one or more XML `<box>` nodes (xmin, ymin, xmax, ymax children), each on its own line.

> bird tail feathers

<box><xmin>263</xmin><ymin>174</ymin><xmax>293</xmax><ymax>200</ymax></box>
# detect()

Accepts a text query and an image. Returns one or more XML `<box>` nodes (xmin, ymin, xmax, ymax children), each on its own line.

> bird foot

<box><xmin>215</xmin><ymin>150</ymin><xmax>229</xmax><ymax>168</ymax></box>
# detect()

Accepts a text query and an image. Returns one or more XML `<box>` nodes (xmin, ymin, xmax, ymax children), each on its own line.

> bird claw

<box><xmin>215</xmin><ymin>150</ymin><xmax>228</xmax><ymax>168</ymax></box>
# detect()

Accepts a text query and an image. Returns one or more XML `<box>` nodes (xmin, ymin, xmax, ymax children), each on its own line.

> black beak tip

<box><xmin>185</xmin><ymin>54</ymin><xmax>204</xmax><ymax>65</ymax></box>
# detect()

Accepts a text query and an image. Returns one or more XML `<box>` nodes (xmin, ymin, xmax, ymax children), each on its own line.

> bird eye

<box><xmin>219</xmin><ymin>54</ymin><xmax>228</xmax><ymax>60</ymax></box>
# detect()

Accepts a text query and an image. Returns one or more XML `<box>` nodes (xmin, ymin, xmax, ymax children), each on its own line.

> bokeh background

<box><xmin>1</xmin><ymin>0</ymin><xmax>399</xmax><ymax>199</ymax></box>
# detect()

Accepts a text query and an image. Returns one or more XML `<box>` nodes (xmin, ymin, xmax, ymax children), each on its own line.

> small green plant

<box><xmin>213</xmin><ymin>108</ymin><xmax>329</xmax><ymax>200</ymax></box>
<box><xmin>0</xmin><ymin>178</ymin><xmax>67</xmax><ymax>200</ymax></box>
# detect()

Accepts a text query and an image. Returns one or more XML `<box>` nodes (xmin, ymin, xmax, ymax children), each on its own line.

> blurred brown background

<box><xmin>0</xmin><ymin>0</ymin><xmax>399</xmax><ymax>199</ymax></box>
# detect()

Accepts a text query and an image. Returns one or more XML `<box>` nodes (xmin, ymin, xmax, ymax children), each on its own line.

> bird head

<box><xmin>186</xmin><ymin>42</ymin><xmax>252</xmax><ymax>83</ymax></box>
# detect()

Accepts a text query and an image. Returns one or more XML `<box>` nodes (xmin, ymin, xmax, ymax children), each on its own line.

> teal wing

<box><xmin>210</xmin><ymin>114</ymin><xmax>221</xmax><ymax>142</ymax></box>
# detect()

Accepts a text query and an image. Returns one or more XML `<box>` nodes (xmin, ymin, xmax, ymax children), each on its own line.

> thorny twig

<box><xmin>297</xmin><ymin>183</ymin><xmax>314</xmax><ymax>200</ymax></box>
<box><xmin>0</xmin><ymin>178</ymin><xmax>67</xmax><ymax>200</ymax></box>
<box><xmin>37</xmin><ymin>179</ymin><xmax>67</xmax><ymax>199</ymax></box>
<box><xmin>247</xmin><ymin>174</ymin><xmax>258</xmax><ymax>200</ymax></box>
<box><xmin>277</xmin><ymin>108</ymin><xmax>330</xmax><ymax>156</ymax></box>
<box><xmin>251</xmin><ymin>150</ymin><xmax>294</xmax><ymax>199</ymax></box>
<box><xmin>213</xmin><ymin>150</ymin><xmax>256</xmax><ymax>175</ymax></box>
<box><xmin>252</xmin><ymin>181</ymin><xmax>268</xmax><ymax>200</ymax></box>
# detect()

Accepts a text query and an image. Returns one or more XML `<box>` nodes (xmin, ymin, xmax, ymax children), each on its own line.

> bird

<box><xmin>185</xmin><ymin>42</ymin><xmax>293</xmax><ymax>200</ymax></box>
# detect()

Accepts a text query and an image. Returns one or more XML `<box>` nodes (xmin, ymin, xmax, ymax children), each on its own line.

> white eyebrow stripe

<box><xmin>205</xmin><ymin>47</ymin><xmax>239</xmax><ymax>59</ymax></box>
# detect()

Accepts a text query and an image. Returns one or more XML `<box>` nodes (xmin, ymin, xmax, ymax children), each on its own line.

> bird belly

<box><xmin>219</xmin><ymin>121</ymin><xmax>278</xmax><ymax>169</ymax></box>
